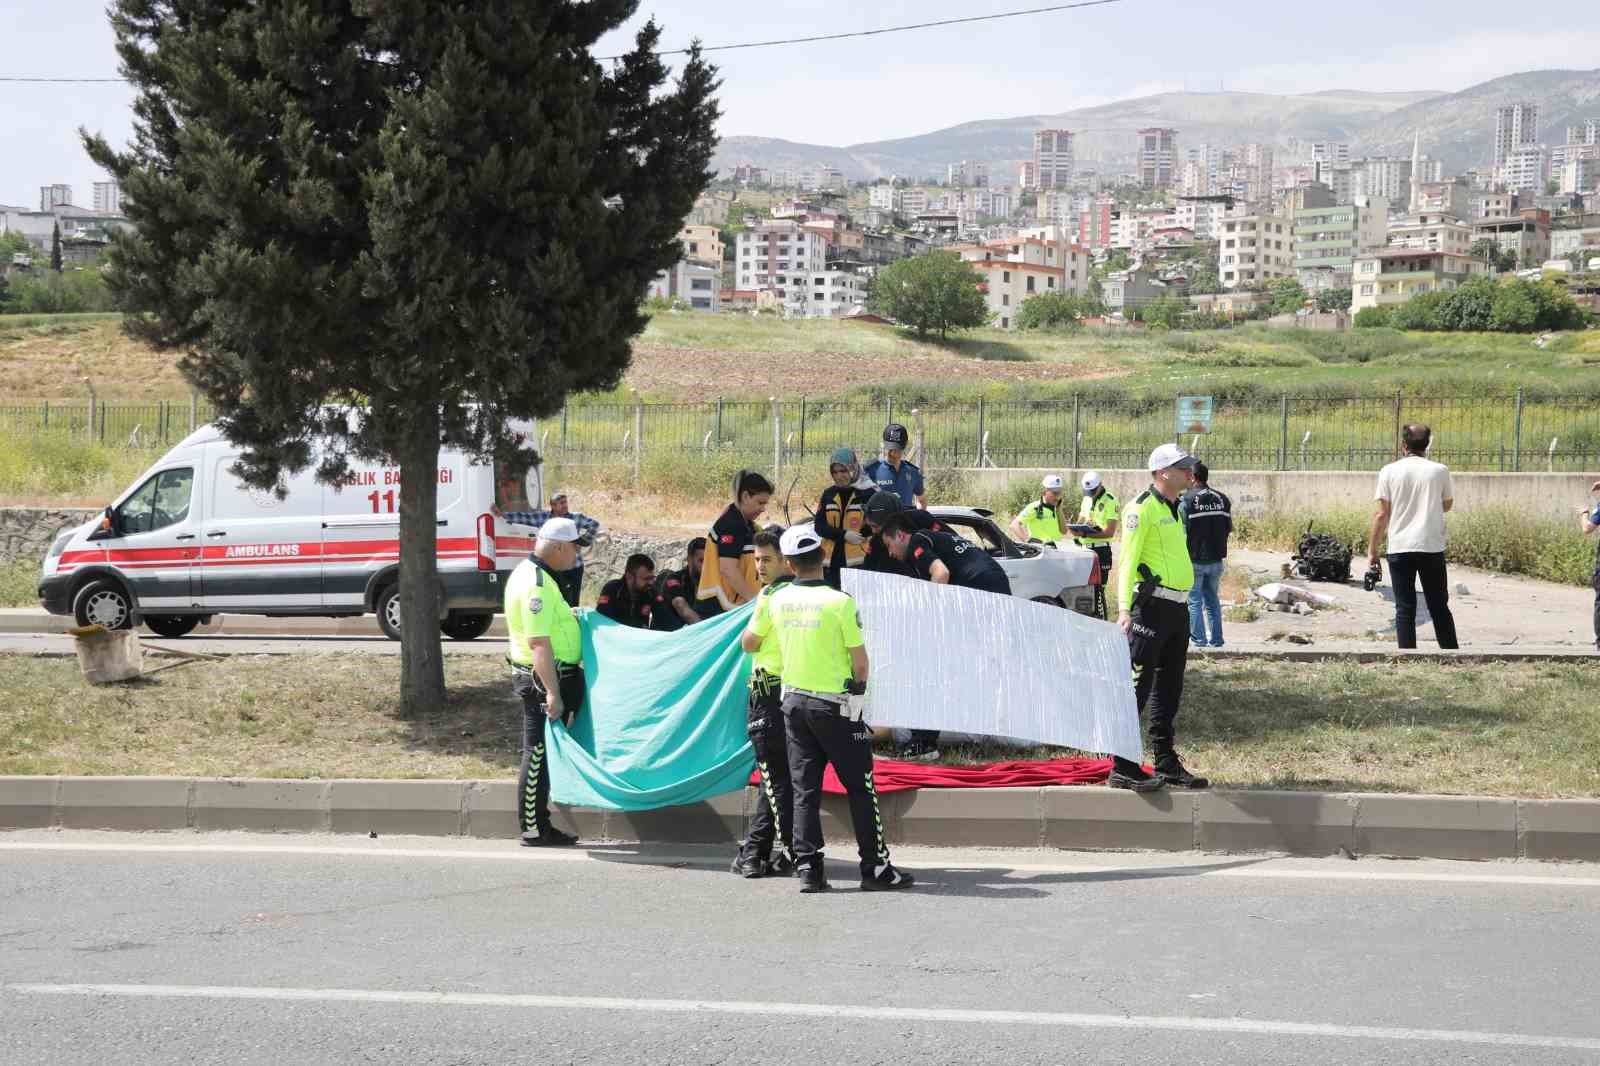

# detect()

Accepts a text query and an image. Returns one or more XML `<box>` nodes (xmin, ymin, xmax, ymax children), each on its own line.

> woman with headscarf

<box><xmin>813</xmin><ymin>447</ymin><xmax>876</xmax><ymax>589</ymax></box>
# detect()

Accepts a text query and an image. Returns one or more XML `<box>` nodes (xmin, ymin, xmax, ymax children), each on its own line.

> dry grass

<box><xmin>0</xmin><ymin>318</ymin><xmax>191</xmax><ymax>400</ymax></box>
<box><xmin>3</xmin><ymin>653</ymin><xmax>1598</xmax><ymax>797</ymax></box>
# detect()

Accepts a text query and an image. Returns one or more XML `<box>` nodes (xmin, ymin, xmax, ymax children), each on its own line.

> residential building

<box><xmin>1173</xmin><ymin>198</ymin><xmax>1225</xmax><ymax>240</ymax></box>
<box><xmin>677</xmin><ymin>223</ymin><xmax>724</xmax><ymax>267</ymax></box>
<box><xmin>1501</xmin><ymin>145</ymin><xmax>1548</xmax><ymax>193</ymax></box>
<box><xmin>646</xmin><ymin>259</ymin><xmax>721</xmax><ymax>312</ymax></box>
<box><xmin>958</xmin><ymin>234</ymin><xmax>1091</xmax><ymax>330</ymax></box>
<box><xmin>1077</xmin><ymin>198</ymin><xmax>1114</xmax><ymax>249</ymax></box>
<box><xmin>1180</xmin><ymin>144</ymin><xmax>1224</xmax><ymax>196</ymax></box>
<box><xmin>947</xmin><ymin>160</ymin><xmax>989</xmax><ymax>187</ymax></box>
<box><xmin>1101</xmin><ymin>267</ymin><xmax>1168</xmax><ymax>317</ymax></box>
<box><xmin>92</xmin><ymin>180</ymin><xmax>122</xmax><ymax>214</ymax></box>
<box><xmin>1568</xmin><ymin>120</ymin><xmax>1600</xmax><ymax>146</ymax></box>
<box><xmin>1240</xmin><ymin>143</ymin><xmax>1274</xmax><ymax>205</ymax></box>
<box><xmin>1494</xmin><ymin>102</ymin><xmax>1539</xmax><ymax>171</ymax></box>
<box><xmin>1293</xmin><ymin>195</ymin><xmax>1388</xmax><ymax>290</ymax></box>
<box><xmin>1189</xmin><ymin>290</ymin><xmax>1271</xmax><ymax>317</ymax></box>
<box><xmin>899</xmin><ymin>188</ymin><xmax>928</xmax><ymax>215</ymax></box>
<box><xmin>1217</xmin><ymin>210</ymin><xmax>1293</xmax><ymax>289</ymax></box>
<box><xmin>1472</xmin><ymin>209</ymin><xmax>1552</xmax><ymax>268</ymax></box>
<box><xmin>802</xmin><ymin>166</ymin><xmax>846</xmax><ymax>194</ymax></box>
<box><xmin>1323</xmin><ymin>164</ymin><xmax>1355</xmax><ymax>205</ymax></box>
<box><xmin>735</xmin><ymin>220</ymin><xmax>829</xmax><ymax>294</ymax></box>
<box><xmin>1311</xmin><ymin>141</ymin><xmax>1351</xmax><ymax>170</ymax></box>
<box><xmin>1551</xmin><ymin>221</ymin><xmax>1600</xmax><ymax>260</ymax></box>
<box><xmin>987</xmin><ymin>189</ymin><xmax>1014</xmax><ymax>219</ymax></box>
<box><xmin>1474</xmin><ymin>191</ymin><xmax>1518</xmax><ymax>220</ymax></box>
<box><xmin>1388</xmin><ymin>213</ymin><xmax>1474</xmax><ymax>256</ymax></box>
<box><xmin>39</xmin><ymin>184</ymin><xmax>73</xmax><ymax>211</ymax></box>
<box><xmin>1018</xmin><ymin>161</ymin><xmax>1036</xmax><ymax>190</ymax></box>
<box><xmin>1351</xmin><ymin>250</ymin><xmax>1493</xmax><ymax>312</ymax></box>
<box><xmin>1415</xmin><ymin>179</ymin><xmax>1471</xmax><ymax>219</ymax></box>
<box><xmin>868</xmin><ymin>184</ymin><xmax>897</xmax><ymax>212</ymax></box>
<box><xmin>1031</xmin><ymin>129</ymin><xmax>1074</xmax><ymax>190</ymax></box>
<box><xmin>1560</xmin><ymin>156</ymin><xmax>1600</xmax><ymax>196</ymax></box>
<box><xmin>1138</xmin><ymin>128</ymin><xmax>1178</xmax><ymax>189</ymax></box>
<box><xmin>1279</xmin><ymin>182</ymin><xmax>1333</xmax><ymax>217</ymax></box>
<box><xmin>1350</xmin><ymin>157</ymin><xmax>1412</xmax><ymax>203</ymax></box>
<box><xmin>786</xmin><ymin>270</ymin><xmax>867</xmax><ymax>318</ymax></box>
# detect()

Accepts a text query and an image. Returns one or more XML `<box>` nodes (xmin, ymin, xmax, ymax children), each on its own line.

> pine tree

<box><xmin>49</xmin><ymin>221</ymin><xmax>62</xmax><ymax>273</ymax></box>
<box><xmin>86</xmin><ymin>1</ymin><xmax>719</xmax><ymax>711</ymax></box>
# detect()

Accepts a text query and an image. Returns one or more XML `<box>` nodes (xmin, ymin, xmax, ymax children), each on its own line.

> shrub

<box><xmin>1353</xmin><ymin>306</ymin><xmax>1391</xmax><ymax>329</ymax></box>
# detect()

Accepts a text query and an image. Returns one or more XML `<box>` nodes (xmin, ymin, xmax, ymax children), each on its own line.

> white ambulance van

<box><xmin>37</xmin><ymin>421</ymin><xmax>543</xmax><ymax>641</ymax></box>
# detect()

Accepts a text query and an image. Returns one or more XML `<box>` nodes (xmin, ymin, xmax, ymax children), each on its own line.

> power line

<box><xmin>0</xmin><ymin>0</ymin><xmax>1125</xmax><ymax>81</ymax></box>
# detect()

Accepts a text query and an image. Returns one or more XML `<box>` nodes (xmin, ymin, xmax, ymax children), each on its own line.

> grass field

<box><xmin>2</xmin><ymin>653</ymin><xmax>1595</xmax><ymax>798</ymax></box>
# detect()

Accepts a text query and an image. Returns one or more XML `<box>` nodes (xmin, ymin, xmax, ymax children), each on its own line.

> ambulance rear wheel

<box><xmin>73</xmin><ymin>579</ymin><xmax>134</xmax><ymax>630</ymax></box>
<box><xmin>144</xmin><ymin>615</ymin><xmax>200</xmax><ymax>639</ymax></box>
<box><xmin>375</xmin><ymin>584</ymin><xmax>402</xmax><ymax>641</ymax></box>
<box><xmin>441</xmin><ymin>612</ymin><xmax>494</xmax><ymax>641</ymax></box>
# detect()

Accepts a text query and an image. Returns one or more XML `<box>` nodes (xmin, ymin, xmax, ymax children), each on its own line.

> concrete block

<box><xmin>898</xmin><ymin>787</ymin><xmax>1040</xmax><ymax>847</ymax></box>
<box><xmin>0</xmin><ymin>777</ymin><xmax>58</xmax><ymax>828</ymax></box>
<box><xmin>57</xmin><ymin>776</ymin><xmax>191</xmax><ymax>831</ymax></box>
<box><xmin>1355</xmin><ymin>794</ymin><xmax>1517</xmax><ymax>860</ymax></box>
<box><xmin>1519</xmin><ymin>800</ymin><xmax>1600</xmax><ymax>862</ymax></box>
<box><xmin>1042</xmin><ymin>787</ymin><xmax>1195</xmax><ymax>852</ymax></box>
<box><xmin>327</xmin><ymin>780</ymin><xmax>466</xmax><ymax>836</ymax></box>
<box><xmin>1196</xmin><ymin>791</ymin><xmax>1356</xmax><ymax>856</ymax></box>
<box><xmin>603</xmin><ymin>790</ymin><xmax>746</xmax><ymax>844</ymax></box>
<box><xmin>462</xmin><ymin>781</ymin><xmax>607</xmax><ymax>842</ymax></box>
<box><xmin>191</xmin><ymin>779</ymin><xmax>327</xmax><ymax>832</ymax></box>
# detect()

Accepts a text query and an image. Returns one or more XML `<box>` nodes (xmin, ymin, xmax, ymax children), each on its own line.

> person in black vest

<box><xmin>650</xmin><ymin>538</ymin><xmax>718</xmax><ymax>632</ymax></box>
<box><xmin>1179</xmin><ymin>462</ymin><xmax>1232</xmax><ymax>648</ymax></box>
<box><xmin>1581</xmin><ymin>483</ymin><xmax>1600</xmax><ymax>652</ymax></box>
<box><xmin>879</xmin><ymin>512</ymin><xmax>1012</xmax><ymax>597</ymax></box>
<box><xmin>595</xmin><ymin>553</ymin><xmax>655</xmax><ymax>628</ymax></box>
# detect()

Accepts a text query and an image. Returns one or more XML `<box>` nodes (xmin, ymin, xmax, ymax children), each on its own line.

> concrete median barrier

<box><xmin>5</xmin><ymin>776</ymin><xmax>1599</xmax><ymax>863</ymax></box>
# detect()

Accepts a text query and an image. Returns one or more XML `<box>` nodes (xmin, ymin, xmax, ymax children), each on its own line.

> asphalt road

<box><xmin>2</xmin><ymin>831</ymin><xmax>1597</xmax><ymax>1065</ymax></box>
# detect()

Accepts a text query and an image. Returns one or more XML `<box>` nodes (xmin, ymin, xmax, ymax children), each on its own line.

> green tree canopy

<box><xmin>1315</xmin><ymin>287</ymin><xmax>1352</xmax><ymax>313</ymax></box>
<box><xmin>866</xmin><ymin>252</ymin><xmax>989</xmax><ymax>339</ymax></box>
<box><xmin>1014</xmin><ymin>291</ymin><xmax>1101</xmax><ymax>330</ymax></box>
<box><xmin>1353</xmin><ymin>306</ymin><xmax>1391</xmax><ymax>328</ymax></box>
<box><xmin>1267</xmin><ymin>277</ymin><xmax>1307</xmax><ymax>315</ymax></box>
<box><xmin>87</xmin><ymin>0</ymin><xmax>719</xmax><ymax>711</ymax></box>
<box><xmin>1140</xmin><ymin>295</ymin><xmax>1188</xmax><ymax>330</ymax></box>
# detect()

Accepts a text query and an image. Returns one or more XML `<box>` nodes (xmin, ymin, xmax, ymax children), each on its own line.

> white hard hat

<box><xmin>1041</xmin><ymin>474</ymin><xmax>1064</xmax><ymax>491</ymax></box>
<box><xmin>1147</xmin><ymin>443</ymin><xmax>1197</xmax><ymax>472</ymax></box>
<box><xmin>779</xmin><ymin>526</ymin><xmax>823</xmax><ymax>557</ymax></box>
<box><xmin>537</xmin><ymin>516</ymin><xmax>581</xmax><ymax>543</ymax></box>
<box><xmin>1081</xmin><ymin>471</ymin><xmax>1102</xmax><ymax>493</ymax></box>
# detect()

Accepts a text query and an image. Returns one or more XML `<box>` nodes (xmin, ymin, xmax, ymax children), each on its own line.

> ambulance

<box><xmin>37</xmin><ymin>420</ymin><xmax>543</xmax><ymax>641</ymax></box>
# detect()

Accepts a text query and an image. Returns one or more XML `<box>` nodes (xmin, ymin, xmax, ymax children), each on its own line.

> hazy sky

<box><xmin>7</xmin><ymin>0</ymin><xmax>1598</xmax><ymax>207</ymax></box>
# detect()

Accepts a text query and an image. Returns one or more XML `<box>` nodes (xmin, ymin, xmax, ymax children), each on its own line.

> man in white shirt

<box><xmin>1367</xmin><ymin>424</ymin><xmax>1459</xmax><ymax>649</ymax></box>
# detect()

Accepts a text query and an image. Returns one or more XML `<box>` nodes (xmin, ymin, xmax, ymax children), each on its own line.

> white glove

<box><xmin>844</xmin><ymin>530</ymin><xmax>866</xmax><ymax>546</ymax></box>
<box><xmin>845</xmin><ymin>693</ymin><xmax>868</xmax><ymax>722</ymax></box>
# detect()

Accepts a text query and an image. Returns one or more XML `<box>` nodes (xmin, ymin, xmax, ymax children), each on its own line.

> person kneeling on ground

<box><xmin>742</xmin><ymin>527</ymin><xmax>914</xmax><ymax>894</ymax></box>
<box><xmin>596</xmin><ymin>553</ymin><xmax>655</xmax><ymax>628</ymax></box>
<box><xmin>731</xmin><ymin>528</ymin><xmax>797</xmax><ymax>878</ymax></box>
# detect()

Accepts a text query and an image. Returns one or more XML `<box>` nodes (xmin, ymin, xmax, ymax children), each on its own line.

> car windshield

<box><xmin>942</xmin><ymin>517</ymin><xmax>1005</xmax><ymax>556</ymax></box>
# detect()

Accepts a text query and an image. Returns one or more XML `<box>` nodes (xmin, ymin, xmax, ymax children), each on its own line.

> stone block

<box><xmin>0</xmin><ymin>777</ymin><xmax>58</xmax><ymax>828</ymax></box>
<box><xmin>898</xmin><ymin>787</ymin><xmax>1041</xmax><ymax>847</ymax></box>
<box><xmin>327</xmin><ymin>779</ymin><xmax>466</xmax><ymax>836</ymax></box>
<box><xmin>57</xmin><ymin>776</ymin><xmax>191</xmax><ymax>831</ymax></box>
<box><xmin>603</xmin><ymin>790</ymin><xmax>746</xmax><ymax>844</ymax></box>
<box><xmin>1355</xmin><ymin>793</ymin><xmax>1517</xmax><ymax>860</ymax></box>
<box><xmin>1196</xmin><ymin>791</ymin><xmax>1357</xmax><ymax>856</ymax></box>
<box><xmin>1518</xmin><ymin>799</ymin><xmax>1600</xmax><ymax>862</ymax></box>
<box><xmin>191</xmin><ymin>778</ymin><xmax>327</xmax><ymax>832</ymax></box>
<box><xmin>1043</xmin><ymin>787</ymin><xmax>1195</xmax><ymax>852</ymax></box>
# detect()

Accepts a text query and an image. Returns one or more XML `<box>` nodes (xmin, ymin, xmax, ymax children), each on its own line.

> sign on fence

<box><xmin>1175</xmin><ymin>395</ymin><xmax>1214</xmax><ymax>435</ymax></box>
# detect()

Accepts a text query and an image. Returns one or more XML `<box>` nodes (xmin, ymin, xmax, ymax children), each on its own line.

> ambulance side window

<box><xmin>494</xmin><ymin>461</ymin><xmax>533</xmax><ymax>512</ymax></box>
<box><xmin>119</xmin><ymin>468</ymin><xmax>194</xmax><ymax>535</ymax></box>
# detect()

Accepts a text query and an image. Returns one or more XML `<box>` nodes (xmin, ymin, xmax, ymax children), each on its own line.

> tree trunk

<box><xmin>397</xmin><ymin>408</ymin><xmax>446</xmax><ymax>714</ymax></box>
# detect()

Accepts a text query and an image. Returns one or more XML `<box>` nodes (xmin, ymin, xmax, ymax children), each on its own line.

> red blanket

<box><xmin>751</xmin><ymin>756</ymin><xmax>1116</xmax><ymax>794</ymax></box>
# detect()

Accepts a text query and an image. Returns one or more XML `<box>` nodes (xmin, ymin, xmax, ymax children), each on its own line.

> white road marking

<box><xmin>9</xmin><ymin>983</ymin><xmax>1600</xmax><ymax>1052</ymax></box>
<box><xmin>2</xmin><ymin>839</ymin><xmax>1598</xmax><ymax>888</ymax></box>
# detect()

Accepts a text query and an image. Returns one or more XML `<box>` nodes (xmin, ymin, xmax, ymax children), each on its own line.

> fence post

<box><xmin>85</xmin><ymin>380</ymin><xmax>97</xmax><ymax>441</ymax></box>
<box><xmin>1512</xmin><ymin>387</ymin><xmax>1523</xmax><ymax>472</ymax></box>
<box><xmin>1392</xmin><ymin>389</ymin><xmax>1402</xmax><ymax>457</ymax></box>
<box><xmin>912</xmin><ymin>408</ymin><xmax>925</xmax><ymax>468</ymax></box>
<box><xmin>42</xmin><ymin>401</ymin><xmax>48</xmax><ymax>430</ymax></box>
<box><xmin>189</xmin><ymin>390</ymin><xmax>198</xmax><ymax>432</ymax></box>
<box><xmin>884</xmin><ymin>396</ymin><xmax>892</xmax><ymax>428</ymax></box>
<box><xmin>559</xmin><ymin>404</ymin><xmax>568</xmax><ymax>455</ymax></box>
<box><xmin>100</xmin><ymin>401</ymin><xmax>106</xmax><ymax>443</ymax></box>
<box><xmin>1071</xmin><ymin>395</ymin><xmax>1081</xmax><ymax>470</ymax></box>
<box><xmin>798</xmin><ymin>396</ymin><xmax>807</xmax><ymax>462</ymax></box>
<box><xmin>975</xmin><ymin>397</ymin><xmax>986</xmax><ymax>467</ymax></box>
<box><xmin>632</xmin><ymin>392</ymin><xmax>643</xmax><ymax>488</ymax></box>
<box><xmin>1277</xmin><ymin>394</ymin><xmax>1288</xmax><ymax>471</ymax></box>
<box><xmin>771</xmin><ymin>397</ymin><xmax>782</xmax><ymax>476</ymax></box>
<box><xmin>714</xmin><ymin>397</ymin><xmax>724</xmax><ymax>448</ymax></box>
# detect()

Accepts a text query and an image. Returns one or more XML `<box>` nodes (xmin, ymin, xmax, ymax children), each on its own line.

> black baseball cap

<box><xmin>882</xmin><ymin>423</ymin><xmax>910</xmax><ymax>449</ymax></box>
<box><xmin>863</xmin><ymin>490</ymin><xmax>903</xmax><ymax>526</ymax></box>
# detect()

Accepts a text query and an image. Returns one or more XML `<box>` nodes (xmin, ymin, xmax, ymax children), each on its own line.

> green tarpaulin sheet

<box><xmin>547</xmin><ymin>603</ymin><xmax>756</xmax><ymax>811</ymax></box>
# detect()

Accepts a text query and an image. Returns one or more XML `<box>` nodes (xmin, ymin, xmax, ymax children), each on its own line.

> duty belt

<box><xmin>783</xmin><ymin>685</ymin><xmax>846</xmax><ymax>706</ymax></box>
<box><xmin>1148</xmin><ymin>585</ymin><xmax>1189</xmax><ymax>604</ymax></box>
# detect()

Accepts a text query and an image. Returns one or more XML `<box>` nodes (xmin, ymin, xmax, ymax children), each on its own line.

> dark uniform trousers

<box><xmin>512</xmin><ymin>665</ymin><xmax>585</xmax><ymax>837</ymax></box>
<box><xmin>739</xmin><ymin>670</ymin><xmax>793</xmax><ymax>861</ymax></box>
<box><xmin>1127</xmin><ymin>597</ymin><xmax>1189</xmax><ymax>758</ymax></box>
<box><xmin>783</xmin><ymin>693</ymin><xmax>890</xmax><ymax>877</ymax></box>
<box><xmin>1089</xmin><ymin>544</ymin><xmax>1113</xmax><ymax>619</ymax></box>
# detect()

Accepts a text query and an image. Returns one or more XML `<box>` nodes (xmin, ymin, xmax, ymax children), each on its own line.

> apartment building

<box><xmin>1292</xmin><ymin>195</ymin><xmax>1388</xmax><ymax>290</ymax></box>
<box><xmin>646</xmin><ymin>260</ymin><xmax>721</xmax><ymax>312</ymax></box>
<box><xmin>947</xmin><ymin>160</ymin><xmax>989</xmax><ymax>187</ymax></box>
<box><xmin>868</xmin><ymin>184</ymin><xmax>897</xmax><ymax>212</ymax></box>
<box><xmin>1501</xmin><ymin>145</ymin><xmax>1548</xmax><ymax>193</ymax></box>
<box><xmin>92</xmin><ymin>181</ymin><xmax>122</xmax><ymax>214</ymax></box>
<box><xmin>1472</xmin><ymin>209</ymin><xmax>1552</xmax><ymax>268</ymax></box>
<box><xmin>786</xmin><ymin>270</ymin><xmax>867</xmax><ymax>318</ymax></box>
<box><xmin>1388</xmin><ymin>213</ymin><xmax>1474</xmax><ymax>256</ymax></box>
<box><xmin>955</xmin><ymin>235</ymin><xmax>1091</xmax><ymax>328</ymax></box>
<box><xmin>1494</xmin><ymin>102</ymin><xmax>1539</xmax><ymax>171</ymax></box>
<box><xmin>1217</xmin><ymin>210</ymin><xmax>1293</xmax><ymax>289</ymax></box>
<box><xmin>1240</xmin><ymin>143</ymin><xmax>1274</xmax><ymax>205</ymax></box>
<box><xmin>1351</xmin><ymin>250</ymin><xmax>1492</xmax><ymax>312</ymax></box>
<box><xmin>1415</xmin><ymin>179</ymin><xmax>1471</xmax><ymax>218</ymax></box>
<box><xmin>735</xmin><ymin>220</ymin><xmax>829</xmax><ymax>294</ymax></box>
<box><xmin>1350</xmin><ymin>157</ymin><xmax>1412</xmax><ymax>203</ymax></box>
<box><xmin>1031</xmin><ymin>129</ymin><xmax>1074</xmax><ymax>190</ymax></box>
<box><xmin>678</xmin><ymin>224</ymin><xmax>724</xmax><ymax>267</ymax></box>
<box><xmin>1552</xmin><ymin>143</ymin><xmax>1600</xmax><ymax>194</ymax></box>
<box><xmin>899</xmin><ymin>188</ymin><xmax>929</xmax><ymax>215</ymax></box>
<box><xmin>1138</xmin><ymin>128</ymin><xmax>1178</xmax><ymax>189</ymax></box>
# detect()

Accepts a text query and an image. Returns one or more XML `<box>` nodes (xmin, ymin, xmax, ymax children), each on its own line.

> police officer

<box><xmin>742</xmin><ymin>527</ymin><xmax>914</xmax><ymax>894</ymax></box>
<box><xmin>595</xmin><ymin>553</ymin><xmax>655</xmax><ymax>628</ymax></box>
<box><xmin>503</xmin><ymin>516</ymin><xmax>587</xmax><ymax>845</ymax></box>
<box><xmin>650</xmin><ymin>537</ymin><xmax>713</xmax><ymax>632</ymax></box>
<box><xmin>1111</xmin><ymin>444</ymin><xmax>1209</xmax><ymax>793</ymax></box>
<box><xmin>859</xmin><ymin>490</ymin><xmax>943</xmax><ymax>576</ymax></box>
<box><xmin>1010</xmin><ymin>474</ymin><xmax>1069</xmax><ymax>546</ymax></box>
<box><xmin>880</xmin><ymin>511</ymin><xmax>1012</xmax><ymax>597</ymax></box>
<box><xmin>731</xmin><ymin>528</ymin><xmax>797</xmax><ymax>879</ymax></box>
<box><xmin>1076</xmin><ymin>472</ymin><xmax>1120</xmax><ymax>620</ymax></box>
<box><xmin>862</xmin><ymin>423</ymin><xmax>926</xmax><ymax>509</ymax></box>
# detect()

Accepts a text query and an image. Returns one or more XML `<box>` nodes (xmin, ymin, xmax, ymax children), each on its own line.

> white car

<box><xmin>800</xmin><ymin>505</ymin><xmax>1103</xmax><ymax>616</ymax></box>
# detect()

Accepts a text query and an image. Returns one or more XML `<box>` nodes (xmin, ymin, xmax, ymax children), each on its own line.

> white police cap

<box><xmin>1081</xmin><ymin>471</ymin><xmax>1102</xmax><ymax>492</ymax></box>
<box><xmin>779</xmin><ymin>527</ymin><xmax>823</xmax><ymax>557</ymax></box>
<box><xmin>1147</xmin><ymin>443</ymin><xmax>1197</xmax><ymax>472</ymax></box>
<box><xmin>537</xmin><ymin>516</ymin><xmax>581</xmax><ymax>543</ymax></box>
<box><xmin>1042</xmin><ymin>474</ymin><xmax>1064</xmax><ymax>491</ymax></box>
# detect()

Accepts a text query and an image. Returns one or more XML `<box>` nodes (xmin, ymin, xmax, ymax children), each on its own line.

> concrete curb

<box><xmin>4</xmin><ymin>777</ymin><xmax>1598</xmax><ymax>863</ymax></box>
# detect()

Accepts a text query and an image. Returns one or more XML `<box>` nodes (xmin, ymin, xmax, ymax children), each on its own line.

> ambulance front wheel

<box><xmin>441</xmin><ymin>612</ymin><xmax>493</xmax><ymax>641</ymax></box>
<box><xmin>375</xmin><ymin>584</ymin><xmax>402</xmax><ymax>641</ymax></box>
<box><xmin>73</xmin><ymin>579</ymin><xmax>134</xmax><ymax>631</ymax></box>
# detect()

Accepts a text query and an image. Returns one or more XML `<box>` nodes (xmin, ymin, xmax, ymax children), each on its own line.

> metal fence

<box><xmin>4</xmin><ymin>391</ymin><xmax>1599</xmax><ymax>473</ymax></box>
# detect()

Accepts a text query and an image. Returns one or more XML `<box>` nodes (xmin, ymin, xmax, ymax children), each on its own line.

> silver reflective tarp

<box><xmin>842</xmin><ymin>569</ymin><xmax>1143</xmax><ymax>762</ymax></box>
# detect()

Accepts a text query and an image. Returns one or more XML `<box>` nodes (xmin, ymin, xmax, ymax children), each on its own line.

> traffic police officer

<box><xmin>1111</xmin><ymin>444</ymin><xmax>1209</xmax><ymax>793</ymax></box>
<box><xmin>742</xmin><ymin>526</ymin><xmax>914</xmax><ymax>894</ymax></box>
<box><xmin>503</xmin><ymin>516</ymin><xmax>587</xmax><ymax>845</ymax></box>
<box><xmin>862</xmin><ymin>423</ymin><xmax>925</xmax><ymax>509</ymax></box>
<box><xmin>731</xmin><ymin>528</ymin><xmax>797</xmax><ymax>879</ymax></box>
<box><xmin>1010</xmin><ymin>474</ymin><xmax>1069</xmax><ymax>546</ymax></box>
<box><xmin>1076</xmin><ymin>471</ymin><xmax>1120</xmax><ymax>619</ymax></box>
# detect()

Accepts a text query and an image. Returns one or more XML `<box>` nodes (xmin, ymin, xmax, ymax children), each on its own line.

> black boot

<box><xmin>1107</xmin><ymin>756</ymin><xmax>1165</xmax><ymax>793</ymax></box>
<box><xmin>798</xmin><ymin>860</ymin><xmax>831</xmax><ymax>894</ymax></box>
<box><xmin>730</xmin><ymin>852</ymin><xmax>766</xmax><ymax>878</ymax></box>
<box><xmin>1155</xmin><ymin>751</ymin><xmax>1209</xmax><ymax>790</ymax></box>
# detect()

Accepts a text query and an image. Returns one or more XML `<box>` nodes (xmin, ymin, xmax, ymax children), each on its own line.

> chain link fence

<box><xmin>4</xmin><ymin>391</ymin><xmax>1598</xmax><ymax>473</ymax></box>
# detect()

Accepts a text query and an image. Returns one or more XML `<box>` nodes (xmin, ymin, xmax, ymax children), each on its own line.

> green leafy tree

<box><xmin>866</xmin><ymin>252</ymin><xmax>989</xmax><ymax>339</ymax></box>
<box><xmin>1353</xmin><ymin>306</ymin><xmax>1391</xmax><ymax>328</ymax></box>
<box><xmin>1140</xmin><ymin>295</ymin><xmax>1188</xmax><ymax>330</ymax></box>
<box><xmin>87</xmin><ymin>0</ymin><xmax>719</xmax><ymax>712</ymax></box>
<box><xmin>49</xmin><ymin>221</ymin><xmax>62</xmax><ymax>273</ymax></box>
<box><xmin>1437</xmin><ymin>276</ymin><xmax>1496</xmax><ymax>331</ymax></box>
<box><xmin>1267</xmin><ymin>277</ymin><xmax>1307</xmax><ymax>315</ymax></box>
<box><xmin>1390</xmin><ymin>290</ymin><xmax>1448</xmax><ymax>331</ymax></box>
<box><xmin>1014</xmin><ymin>291</ymin><xmax>1101</xmax><ymax>330</ymax></box>
<box><xmin>0</xmin><ymin>231</ymin><xmax>31</xmax><ymax>259</ymax></box>
<box><xmin>1489</xmin><ymin>279</ymin><xmax>1538</xmax><ymax>332</ymax></box>
<box><xmin>1315</xmin><ymin>287</ymin><xmax>1352</xmax><ymax>313</ymax></box>
<box><xmin>1100</xmin><ymin>249</ymin><xmax>1132</xmax><ymax>274</ymax></box>
<box><xmin>1187</xmin><ymin>264</ymin><xmax>1221</xmax><ymax>295</ymax></box>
